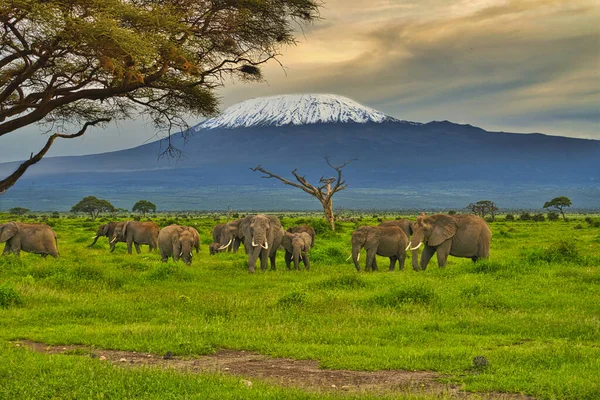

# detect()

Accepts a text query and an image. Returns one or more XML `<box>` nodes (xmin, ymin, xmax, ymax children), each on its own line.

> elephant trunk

<box><xmin>180</xmin><ymin>241</ymin><xmax>193</xmax><ymax>265</ymax></box>
<box><xmin>293</xmin><ymin>247</ymin><xmax>301</xmax><ymax>270</ymax></box>
<box><xmin>352</xmin><ymin>244</ymin><xmax>361</xmax><ymax>271</ymax></box>
<box><xmin>88</xmin><ymin>235</ymin><xmax>99</xmax><ymax>247</ymax></box>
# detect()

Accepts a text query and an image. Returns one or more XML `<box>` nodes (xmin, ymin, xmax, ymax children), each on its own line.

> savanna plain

<box><xmin>0</xmin><ymin>213</ymin><xmax>599</xmax><ymax>400</ymax></box>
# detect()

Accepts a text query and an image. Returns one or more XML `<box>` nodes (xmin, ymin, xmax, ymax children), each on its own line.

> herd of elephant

<box><xmin>0</xmin><ymin>213</ymin><xmax>492</xmax><ymax>273</ymax></box>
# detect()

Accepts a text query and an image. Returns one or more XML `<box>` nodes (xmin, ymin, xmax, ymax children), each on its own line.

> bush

<box><xmin>51</xmin><ymin>212</ymin><xmax>60</xmax><ymax>219</ymax></box>
<box><xmin>448</xmin><ymin>210</ymin><xmax>457</xmax><ymax>215</ymax></box>
<box><xmin>368</xmin><ymin>285</ymin><xmax>436</xmax><ymax>308</ymax></box>
<box><xmin>547</xmin><ymin>211</ymin><xmax>559</xmax><ymax>221</ymax></box>
<box><xmin>532</xmin><ymin>213</ymin><xmax>545</xmax><ymax>222</ymax></box>
<box><xmin>519</xmin><ymin>212</ymin><xmax>531</xmax><ymax>221</ymax></box>
<box><xmin>525</xmin><ymin>241</ymin><xmax>583</xmax><ymax>264</ymax></box>
<box><xmin>0</xmin><ymin>285</ymin><xmax>24</xmax><ymax>309</ymax></box>
<box><xmin>505</xmin><ymin>214</ymin><xmax>514</xmax><ymax>221</ymax></box>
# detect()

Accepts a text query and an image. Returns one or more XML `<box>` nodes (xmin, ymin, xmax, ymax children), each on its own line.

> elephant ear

<box><xmin>101</xmin><ymin>224</ymin><xmax>110</xmax><ymax>236</ymax></box>
<box><xmin>122</xmin><ymin>221</ymin><xmax>130</xmax><ymax>236</ymax></box>
<box><xmin>281</xmin><ymin>233</ymin><xmax>292</xmax><ymax>251</ymax></box>
<box><xmin>366</xmin><ymin>227</ymin><xmax>380</xmax><ymax>247</ymax></box>
<box><xmin>408</xmin><ymin>221</ymin><xmax>414</xmax><ymax>236</ymax></box>
<box><xmin>428</xmin><ymin>216</ymin><xmax>458</xmax><ymax>247</ymax></box>
<box><xmin>0</xmin><ymin>222</ymin><xmax>18</xmax><ymax>243</ymax></box>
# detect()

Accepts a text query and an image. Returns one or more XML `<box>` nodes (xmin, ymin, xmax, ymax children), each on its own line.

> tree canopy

<box><xmin>0</xmin><ymin>0</ymin><xmax>321</xmax><ymax>193</ymax></box>
<box><xmin>132</xmin><ymin>200</ymin><xmax>156</xmax><ymax>217</ymax></box>
<box><xmin>71</xmin><ymin>196</ymin><xmax>116</xmax><ymax>220</ymax></box>
<box><xmin>8</xmin><ymin>206</ymin><xmax>29</xmax><ymax>215</ymax></box>
<box><xmin>466</xmin><ymin>200</ymin><xmax>498</xmax><ymax>220</ymax></box>
<box><xmin>543</xmin><ymin>196</ymin><xmax>572</xmax><ymax>221</ymax></box>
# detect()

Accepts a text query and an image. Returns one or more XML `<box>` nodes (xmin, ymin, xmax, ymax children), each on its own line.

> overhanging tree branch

<box><xmin>0</xmin><ymin>118</ymin><xmax>110</xmax><ymax>193</ymax></box>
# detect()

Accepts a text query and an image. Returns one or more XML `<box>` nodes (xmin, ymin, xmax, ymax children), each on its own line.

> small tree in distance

<box><xmin>71</xmin><ymin>196</ymin><xmax>116</xmax><ymax>221</ymax></box>
<box><xmin>543</xmin><ymin>196</ymin><xmax>572</xmax><ymax>222</ymax></box>
<box><xmin>132</xmin><ymin>200</ymin><xmax>156</xmax><ymax>218</ymax></box>
<box><xmin>8</xmin><ymin>207</ymin><xmax>29</xmax><ymax>215</ymax></box>
<box><xmin>466</xmin><ymin>200</ymin><xmax>499</xmax><ymax>221</ymax></box>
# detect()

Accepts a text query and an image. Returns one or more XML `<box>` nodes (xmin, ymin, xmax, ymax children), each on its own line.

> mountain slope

<box><xmin>0</xmin><ymin>94</ymin><xmax>598</xmax><ymax>210</ymax></box>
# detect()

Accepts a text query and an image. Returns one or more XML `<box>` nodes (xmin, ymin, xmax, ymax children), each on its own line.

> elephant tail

<box><xmin>55</xmin><ymin>234</ymin><xmax>60</xmax><ymax>257</ymax></box>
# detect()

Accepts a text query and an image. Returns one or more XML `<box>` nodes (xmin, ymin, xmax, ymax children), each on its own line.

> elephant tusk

<box><xmin>252</xmin><ymin>240</ymin><xmax>259</xmax><ymax>247</ymax></box>
<box><xmin>410</xmin><ymin>242</ymin><xmax>423</xmax><ymax>251</ymax></box>
<box><xmin>110</xmin><ymin>237</ymin><xmax>117</xmax><ymax>243</ymax></box>
<box><xmin>179</xmin><ymin>252</ymin><xmax>183</xmax><ymax>257</ymax></box>
<box><xmin>218</xmin><ymin>238</ymin><xmax>232</xmax><ymax>250</ymax></box>
<box><xmin>346</xmin><ymin>254</ymin><xmax>352</xmax><ymax>261</ymax></box>
<box><xmin>91</xmin><ymin>235</ymin><xmax>98</xmax><ymax>239</ymax></box>
<box><xmin>405</xmin><ymin>243</ymin><xmax>411</xmax><ymax>251</ymax></box>
<box><xmin>261</xmin><ymin>241</ymin><xmax>268</xmax><ymax>250</ymax></box>
<box><xmin>190</xmin><ymin>252</ymin><xmax>193</xmax><ymax>258</ymax></box>
<box><xmin>357</xmin><ymin>253</ymin><xmax>360</xmax><ymax>261</ymax></box>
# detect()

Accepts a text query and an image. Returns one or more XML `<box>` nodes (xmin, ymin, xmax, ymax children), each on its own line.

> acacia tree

<box><xmin>251</xmin><ymin>158</ymin><xmax>354</xmax><ymax>231</ymax></box>
<box><xmin>466</xmin><ymin>200</ymin><xmax>498</xmax><ymax>221</ymax></box>
<box><xmin>543</xmin><ymin>196</ymin><xmax>572</xmax><ymax>222</ymax></box>
<box><xmin>71</xmin><ymin>196</ymin><xmax>116</xmax><ymax>220</ymax></box>
<box><xmin>132</xmin><ymin>200</ymin><xmax>156</xmax><ymax>217</ymax></box>
<box><xmin>0</xmin><ymin>0</ymin><xmax>321</xmax><ymax>193</ymax></box>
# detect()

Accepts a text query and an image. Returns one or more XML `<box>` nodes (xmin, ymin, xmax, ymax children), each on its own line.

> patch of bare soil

<box><xmin>14</xmin><ymin>341</ymin><xmax>533</xmax><ymax>399</ymax></box>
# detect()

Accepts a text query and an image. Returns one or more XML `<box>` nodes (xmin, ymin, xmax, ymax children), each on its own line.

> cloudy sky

<box><xmin>1</xmin><ymin>0</ymin><xmax>598</xmax><ymax>162</ymax></box>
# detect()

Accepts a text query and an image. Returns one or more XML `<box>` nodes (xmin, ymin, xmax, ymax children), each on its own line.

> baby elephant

<box><xmin>281</xmin><ymin>231</ymin><xmax>312</xmax><ymax>270</ymax></box>
<box><xmin>351</xmin><ymin>225</ymin><xmax>409</xmax><ymax>272</ymax></box>
<box><xmin>0</xmin><ymin>222</ymin><xmax>59</xmax><ymax>258</ymax></box>
<box><xmin>209</xmin><ymin>242</ymin><xmax>223</xmax><ymax>255</ymax></box>
<box><xmin>158</xmin><ymin>224</ymin><xmax>200</xmax><ymax>265</ymax></box>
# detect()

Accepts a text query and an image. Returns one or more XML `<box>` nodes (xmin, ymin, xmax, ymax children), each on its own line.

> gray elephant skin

<box><xmin>212</xmin><ymin>223</ymin><xmax>232</xmax><ymax>252</ymax></box>
<box><xmin>281</xmin><ymin>231</ymin><xmax>312</xmax><ymax>270</ymax></box>
<box><xmin>111</xmin><ymin>221</ymin><xmax>159</xmax><ymax>254</ymax></box>
<box><xmin>209</xmin><ymin>242</ymin><xmax>223</xmax><ymax>255</ymax></box>
<box><xmin>409</xmin><ymin>214</ymin><xmax>492</xmax><ymax>269</ymax></box>
<box><xmin>286</xmin><ymin>225</ymin><xmax>315</xmax><ymax>247</ymax></box>
<box><xmin>218</xmin><ymin>219</ymin><xmax>245</xmax><ymax>253</ymax></box>
<box><xmin>351</xmin><ymin>225</ymin><xmax>409</xmax><ymax>272</ymax></box>
<box><xmin>379</xmin><ymin>219</ymin><xmax>418</xmax><ymax>270</ymax></box>
<box><xmin>0</xmin><ymin>222</ymin><xmax>59</xmax><ymax>258</ymax></box>
<box><xmin>241</xmin><ymin>214</ymin><xmax>284</xmax><ymax>273</ymax></box>
<box><xmin>158</xmin><ymin>224</ymin><xmax>200</xmax><ymax>264</ymax></box>
<box><xmin>89</xmin><ymin>222</ymin><xmax>123</xmax><ymax>251</ymax></box>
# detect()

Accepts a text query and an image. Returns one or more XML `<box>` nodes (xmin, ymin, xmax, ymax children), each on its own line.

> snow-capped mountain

<box><xmin>199</xmin><ymin>94</ymin><xmax>401</xmax><ymax>129</ymax></box>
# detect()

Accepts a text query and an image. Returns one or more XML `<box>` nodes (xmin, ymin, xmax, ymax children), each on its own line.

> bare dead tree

<box><xmin>251</xmin><ymin>158</ymin><xmax>355</xmax><ymax>231</ymax></box>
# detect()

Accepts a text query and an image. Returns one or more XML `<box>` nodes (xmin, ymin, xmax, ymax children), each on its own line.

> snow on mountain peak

<box><xmin>199</xmin><ymin>94</ymin><xmax>396</xmax><ymax>129</ymax></box>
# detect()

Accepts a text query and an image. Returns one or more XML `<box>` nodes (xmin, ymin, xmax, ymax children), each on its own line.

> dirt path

<box><xmin>15</xmin><ymin>341</ymin><xmax>533</xmax><ymax>399</ymax></box>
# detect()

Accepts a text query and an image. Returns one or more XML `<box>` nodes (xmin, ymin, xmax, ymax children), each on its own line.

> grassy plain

<box><xmin>0</xmin><ymin>212</ymin><xmax>599</xmax><ymax>399</ymax></box>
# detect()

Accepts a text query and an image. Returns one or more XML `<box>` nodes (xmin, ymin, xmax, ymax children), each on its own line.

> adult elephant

<box><xmin>218</xmin><ymin>219</ymin><xmax>245</xmax><ymax>253</ymax></box>
<box><xmin>0</xmin><ymin>222</ymin><xmax>59</xmax><ymax>258</ymax></box>
<box><xmin>111</xmin><ymin>221</ymin><xmax>159</xmax><ymax>254</ymax></box>
<box><xmin>379</xmin><ymin>219</ymin><xmax>418</xmax><ymax>270</ymax></box>
<box><xmin>351</xmin><ymin>225</ymin><xmax>409</xmax><ymax>272</ymax></box>
<box><xmin>89</xmin><ymin>222</ymin><xmax>122</xmax><ymax>251</ymax></box>
<box><xmin>408</xmin><ymin>214</ymin><xmax>492</xmax><ymax>269</ymax></box>
<box><xmin>241</xmin><ymin>214</ymin><xmax>284</xmax><ymax>273</ymax></box>
<box><xmin>158</xmin><ymin>224</ymin><xmax>200</xmax><ymax>265</ymax></box>
<box><xmin>211</xmin><ymin>223</ymin><xmax>231</xmax><ymax>252</ymax></box>
<box><xmin>281</xmin><ymin>231</ymin><xmax>312</xmax><ymax>270</ymax></box>
<box><xmin>286</xmin><ymin>225</ymin><xmax>315</xmax><ymax>247</ymax></box>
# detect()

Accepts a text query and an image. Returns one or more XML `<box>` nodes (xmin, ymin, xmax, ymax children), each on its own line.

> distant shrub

<box><xmin>574</xmin><ymin>224</ymin><xmax>583</xmax><ymax>230</ymax></box>
<box><xmin>584</xmin><ymin>217</ymin><xmax>593</xmax><ymax>225</ymax></box>
<box><xmin>309</xmin><ymin>219</ymin><xmax>331</xmax><ymax>235</ymax></box>
<box><xmin>525</xmin><ymin>240</ymin><xmax>582</xmax><ymax>264</ymax></box>
<box><xmin>0</xmin><ymin>285</ymin><xmax>24</xmax><ymax>309</ymax></box>
<box><xmin>485</xmin><ymin>217</ymin><xmax>494</xmax><ymax>223</ymax></box>
<box><xmin>547</xmin><ymin>211</ymin><xmax>559</xmax><ymax>221</ymax></box>
<box><xmin>51</xmin><ymin>212</ymin><xmax>60</xmax><ymax>219</ymax></box>
<box><xmin>448</xmin><ymin>210</ymin><xmax>457</xmax><ymax>215</ymax></box>
<box><xmin>368</xmin><ymin>285</ymin><xmax>436</xmax><ymax>308</ymax></box>
<box><xmin>232</xmin><ymin>213</ymin><xmax>240</xmax><ymax>219</ymax></box>
<box><xmin>27</xmin><ymin>214</ymin><xmax>37</xmax><ymax>219</ymax></box>
<box><xmin>532</xmin><ymin>213</ymin><xmax>545</xmax><ymax>222</ymax></box>
<box><xmin>505</xmin><ymin>214</ymin><xmax>514</xmax><ymax>221</ymax></box>
<box><xmin>133</xmin><ymin>216</ymin><xmax>141</xmax><ymax>221</ymax></box>
<box><xmin>519</xmin><ymin>212</ymin><xmax>532</xmax><ymax>221</ymax></box>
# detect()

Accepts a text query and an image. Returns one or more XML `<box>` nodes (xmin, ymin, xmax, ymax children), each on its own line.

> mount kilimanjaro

<box><xmin>0</xmin><ymin>94</ymin><xmax>598</xmax><ymax>211</ymax></box>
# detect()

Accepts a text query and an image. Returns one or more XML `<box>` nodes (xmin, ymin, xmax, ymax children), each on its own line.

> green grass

<box><xmin>0</xmin><ymin>213</ymin><xmax>599</xmax><ymax>399</ymax></box>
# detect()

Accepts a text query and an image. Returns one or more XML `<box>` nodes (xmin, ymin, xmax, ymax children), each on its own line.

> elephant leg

<box><xmin>471</xmin><ymin>256</ymin><xmax>479</xmax><ymax>263</ymax></box>
<box><xmin>260</xmin><ymin>249</ymin><xmax>269</xmax><ymax>271</ymax></box>
<box><xmin>366</xmin><ymin>248</ymin><xmax>377</xmax><ymax>271</ymax></box>
<box><xmin>126</xmin><ymin>240</ymin><xmax>133</xmax><ymax>254</ymax></box>
<box><xmin>160</xmin><ymin>249</ymin><xmax>168</xmax><ymax>262</ymax></box>
<box><xmin>435</xmin><ymin>240</ymin><xmax>451</xmax><ymax>268</ymax></box>
<box><xmin>284</xmin><ymin>251</ymin><xmax>292</xmax><ymax>270</ymax></box>
<box><xmin>411</xmin><ymin>249</ymin><xmax>419</xmax><ymax>271</ymax></box>
<box><xmin>420</xmin><ymin>245</ymin><xmax>436</xmax><ymax>270</ymax></box>
<box><xmin>398</xmin><ymin>251</ymin><xmax>406</xmax><ymax>271</ymax></box>
<box><xmin>2</xmin><ymin>244</ymin><xmax>10</xmax><ymax>255</ymax></box>
<box><xmin>303</xmin><ymin>252</ymin><xmax>310</xmax><ymax>270</ymax></box>
<box><xmin>110</xmin><ymin>242</ymin><xmax>116</xmax><ymax>252</ymax></box>
<box><xmin>269</xmin><ymin>252</ymin><xmax>277</xmax><ymax>271</ymax></box>
<box><xmin>134</xmin><ymin>242</ymin><xmax>141</xmax><ymax>254</ymax></box>
<box><xmin>388</xmin><ymin>256</ymin><xmax>397</xmax><ymax>271</ymax></box>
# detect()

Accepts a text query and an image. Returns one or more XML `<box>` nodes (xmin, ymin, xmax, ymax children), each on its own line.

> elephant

<box><xmin>209</xmin><ymin>242</ymin><xmax>223</xmax><ymax>255</ymax></box>
<box><xmin>281</xmin><ymin>231</ymin><xmax>312</xmax><ymax>270</ymax></box>
<box><xmin>408</xmin><ymin>213</ymin><xmax>492</xmax><ymax>269</ymax></box>
<box><xmin>241</xmin><ymin>214</ymin><xmax>284</xmax><ymax>273</ymax></box>
<box><xmin>158</xmin><ymin>224</ymin><xmax>200</xmax><ymax>264</ymax></box>
<box><xmin>212</xmin><ymin>223</ymin><xmax>232</xmax><ymax>252</ymax></box>
<box><xmin>111</xmin><ymin>221</ymin><xmax>159</xmax><ymax>254</ymax></box>
<box><xmin>0</xmin><ymin>222</ymin><xmax>59</xmax><ymax>258</ymax></box>
<box><xmin>351</xmin><ymin>225</ymin><xmax>409</xmax><ymax>272</ymax></box>
<box><xmin>379</xmin><ymin>219</ymin><xmax>418</xmax><ymax>270</ymax></box>
<box><xmin>89</xmin><ymin>222</ymin><xmax>123</xmax><ymax>251</ymax></box>
<box><xmin>286</xmin><ymin>225</ymin><xmax>315</xmax><ymax>247</ymax></box>
<box><xmin>218</xmin><ymin>219</ymin><xmax>245</xmax><ymax>253</ymax></box>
